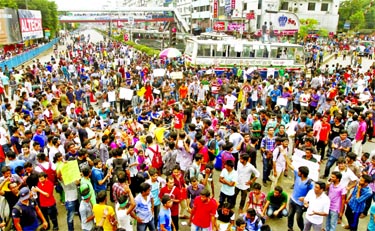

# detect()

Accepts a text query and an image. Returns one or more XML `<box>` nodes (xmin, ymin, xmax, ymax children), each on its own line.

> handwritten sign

<box><xmin>153</xmin><ymin>69</ymin><xmax>165</xmax><ymax>77</ymax></box>
<box><xmin>291</xmin><ymin>155</ymin><xmax>320</xmax><ymax>181</ymax></box>
<box><xmin>170</xmin><ymin>72</ymin><xmax>183</xmax><ymax>79</ymax></box>
<box><xmin>119</xmin><ymin>87</ymin><xmax>127</xmax><ymax>99</ymax></box>
<box><xmin>122</xmin><ymin>88</ymin><xmax>134</xmax><ymax>100</ymax></box>
<box><xmin>277</xmin><ymin>97</ymin><xmax>288</xmax><ymax>106</ymax></box>
<box><xmin>61</xmin><ymin>160</ymin><xmax>81</xmax><ymax>185</ymax></box>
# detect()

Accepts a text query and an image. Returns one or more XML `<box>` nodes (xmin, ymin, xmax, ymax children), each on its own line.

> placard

<box><xmin>294</xmin><ymin>148</ymin><xmax>321</xmax><ymax>162</ymax></box>
<box><xmin>123</xmin><ymin>88</ymin><xmax>134</xmax><ymax>100</ymax></box>
<box><xmin>108</xmin><ymin>91</ymin><xmax>116</xmax><ymax>102</ymax></box>
<box><xmin>277</xmin><ymin>97</ymin><xmax>288</xmax><ymax>106</ymax></box>
<box><xmin>61</xmin><ymin>160</ymin><xmax>81</xmax><ymax>185</ymax></box>
<box><xmin>292</xmin><ymin>155</ymin><xmax>320</xmax><ymax>181</ymax></box>
<box><xmin>119</xmin><ymin>87</ymin><xmax>127</xmax><ymax>99</ymax></box>
<box><xmin>153</xmin><ymin>69</ymin><xmax>165</xmax><ymax>77</ymax></box>
<box><xmin>153</xmin><ymin>89</ymin><xmax>161</xmax><ymax>94</ymax></box>
<box><xmin>170</xmin><ymin>72</ymin><xmax>183</xmax><ymax>79</ymax></box>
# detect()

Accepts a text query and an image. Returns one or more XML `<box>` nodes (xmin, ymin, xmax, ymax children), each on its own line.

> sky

<box><xmin>52</xmin><ymin>0</ymin><xmax>110</xmax><ymax>11</ymax></box>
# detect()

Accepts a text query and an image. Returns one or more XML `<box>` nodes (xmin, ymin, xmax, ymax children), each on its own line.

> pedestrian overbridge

<box><xmin>58</xmin><ymin>7</ymin><xmax>190</xmax><ymax>34</ymax></box>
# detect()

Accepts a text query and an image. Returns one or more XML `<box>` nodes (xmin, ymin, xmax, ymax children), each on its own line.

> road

<box><xmin>22</xmin><ymin>29</ymin><xmax>374</xmax><ymax>230</ymax></box>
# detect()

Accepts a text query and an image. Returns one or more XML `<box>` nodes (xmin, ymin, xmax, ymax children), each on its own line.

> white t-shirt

<box><xmin>304</xmin><ymin>190</ymin><xmax>330</xmax><ymax>225</ymax></box>
<box><xmin>224</xmin><ymin>94</ymin><xmax>237</xmax><ymax>110</ymax></box>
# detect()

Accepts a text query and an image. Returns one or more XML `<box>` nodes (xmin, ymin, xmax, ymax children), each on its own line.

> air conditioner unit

<box><xmin>288</xmin><ymin>7</ymin><xmax>293</xmax><ymax>11</ymax></box>
<box><xmin>293</xmin><ymin>7</ymin><xmax>298</xmax><ymax>13</ymax></box>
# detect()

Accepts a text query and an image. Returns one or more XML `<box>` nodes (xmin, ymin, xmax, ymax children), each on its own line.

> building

<box><xmin>175</xmin><ymin>0</ymin><xmax>339</xmax><ymax>34</ymax></box>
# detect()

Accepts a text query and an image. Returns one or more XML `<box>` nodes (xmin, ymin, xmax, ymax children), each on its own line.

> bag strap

<box><xmin>169</xmin><ymin>186</ymin><xmax>176</xmax><ymax>196</ymax></box>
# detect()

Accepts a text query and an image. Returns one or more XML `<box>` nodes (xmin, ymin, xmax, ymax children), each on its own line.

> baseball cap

<box><xmin>19</xmin><ymin>187</ymin><xmax>30</xmax><ymax>201</ymax></box>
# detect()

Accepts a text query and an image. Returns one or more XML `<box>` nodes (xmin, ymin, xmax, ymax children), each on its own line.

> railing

<box><xmin>0</xmin><ymin>38</ymin><xmax>59</xmax><ymax>70</ymax></box>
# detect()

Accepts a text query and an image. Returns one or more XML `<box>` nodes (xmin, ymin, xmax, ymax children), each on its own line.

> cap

<box><xmin>19</xmin><ymin>187</ymin><xmax>30</xmax><ymax>201</ymax></box>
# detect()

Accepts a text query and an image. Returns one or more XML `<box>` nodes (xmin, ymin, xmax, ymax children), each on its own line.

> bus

<box><xmin>184</xmin><ymin>32</ymin><xmax>305</xmax><ymax>77</ymax></box>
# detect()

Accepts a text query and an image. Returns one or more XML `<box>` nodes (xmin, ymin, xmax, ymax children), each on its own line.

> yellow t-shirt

<box><xmin>93</xmin><ymin>204</ymin><xmax>116</xmax><ymax>231</ymax></box>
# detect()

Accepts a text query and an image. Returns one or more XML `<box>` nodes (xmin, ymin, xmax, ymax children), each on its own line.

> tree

<box><xmin>0</xmin><ymin>0</ymin><xmax>17</xmax><ymax>8</ymax></box>
<box><xmin>349</xmin><ymin>11</ymin><xmax>365</xmax><ymax>31</ymax></box>
<box><xmin>298</xmin><ymin>18</ymin><xmax>319</xmax><ymax>39</ymax></box>
<box><xmin>338</xmin><ymin>0</ymin><xmax>374</xmax><ymax>30</ymax></box>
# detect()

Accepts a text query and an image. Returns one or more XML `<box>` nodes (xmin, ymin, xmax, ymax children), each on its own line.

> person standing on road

<box><xmin>302</xmin><ymin>181</ymin><xmax>330</xmax><ymax>231</ymax></box>
<box><xmin>190</xmin><ymin>188</ymin><xmax>218</xmax><ymax>231</ymax></box>
<box><xmin>325</xmin><ymin>171</ymin><xmax>346</xmax><ymax>231</ymax></box>
<box><xmin>260</xmin><ymin>127</ymin><xmax>276</xmax><ymax>187</ymax></box>
<box><xmin>12</xmin><ymin>187</ymin><xmax>48</xmax><ymax>231</ymax></box>
<box><xmin>352</xmin><ymin>114</ymin><xmax>367</xmax><ymax>155</ymax></box>
<box><xmin>219</xmin><ymin>160</ymin><xmax>238</xmax><ymax>209</ymax></box>
<box><xmin>344</xmin><ymin>174</ymin><xmax>373</xmax><ymax>231</ymax></box>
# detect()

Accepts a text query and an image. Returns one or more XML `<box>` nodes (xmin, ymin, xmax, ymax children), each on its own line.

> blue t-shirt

<box><xmin>33</xmin><ymin>134</ymin><xmax>46</xmax><ymax>149</ymax></box>
<box><xmin>91</xmin><ymin>167</ymin><xmax>106</xmax><ymax>193</ymax></box>
<box><xmin>368</xmin><ymin>203</ymin><xmax>375</xmax><ymax>231</ymax></box>
<box><xmin>291</xmin><ymin>170</ymin><xmax>314</xmax><ymax>206</ymax></box>
<box><xmin>158</xmin><ymin>207</ymin><xmax>172</xmax><ymax>231</ymax></box>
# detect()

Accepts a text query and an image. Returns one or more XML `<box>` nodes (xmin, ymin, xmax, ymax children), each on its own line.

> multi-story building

<box><xmin>175</xmin><ymin>0</ymin><xmax>339</xmax><ymax>34</ymax></box>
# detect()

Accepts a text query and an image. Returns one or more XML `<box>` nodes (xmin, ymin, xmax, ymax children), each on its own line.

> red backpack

<box><xmin>148</xmin><ymin>145</ymin><xmax>163</xmax><ymax>170</ymax></box>
<box><xmin>37</xmin><ymin>162</ymin><xmax>57</xmax><ymax>185</ymax></box>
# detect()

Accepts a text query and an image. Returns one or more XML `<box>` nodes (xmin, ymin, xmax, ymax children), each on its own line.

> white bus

<box><xmin>184</xmin><ymin>32</ymin><xmax>305</xmax><ymax>74</ymax></box>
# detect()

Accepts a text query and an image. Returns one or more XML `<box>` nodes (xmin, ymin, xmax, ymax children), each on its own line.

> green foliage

<box><xmin>338</xmin><ymin>0</ymin><xmax>374</xmax><ymax>30</ymax></box>
<box><xmin>298</xmin><ymin>18</ymin><xmax>319</xmax><ymax>39</ymax></box>
<box><xmin>96</xmin><ymin>29</ymin><xmax>160</xmax><ymax>57</ymax></box>
<box><xmin>0</xmin><ymin>0</ymin><xmax>17</xmax><ymax>8</ymax></box>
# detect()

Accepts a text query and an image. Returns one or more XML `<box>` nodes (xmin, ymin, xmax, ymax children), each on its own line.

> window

<box><xmin>197</xmin><ymin>44</ymin><xmax>211</xmax><ymax>56</ymax></box>
<box><xmin>308</xmin><ymin>2</ymin><xmax>316</xmax><ymax>11</ymax></box>
<box><xmin>321</xmin><ymin>3</ymin><xmax>328</xmax><ymax>11</ymax></box>
<box><xmin>280</xmin><ymin>2</ymin><xmax>289</xmax><ymax>10</ymax></box>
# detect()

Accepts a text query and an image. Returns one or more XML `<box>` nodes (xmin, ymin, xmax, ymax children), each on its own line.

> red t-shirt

<box><xmin>174</xmin><ymin>112</ymin><xmax>184</xmax><ymax>129</ymax></box>
<box><xmin>191</xmin><ymin>196</ymin><xmax>218</xmax><ymax>228</ymax></box>
<box><xmin>37</xmin><ymin>179</ymin><xmax>56</xmax><ymax>207</ymax></box>
<box><xmin>198</xmin><ymin>147</ymin><xmax>209</xmax><ymax>171</ymax></box>
<box><xmin>159</xmin><ymin>186</ymin><xmax>180</xmax><ymax>216</ymax></box>
<box><xmin>319</xmin><ymin>122</ymin><xmax>331</xmax><ymax>142</ymax></box>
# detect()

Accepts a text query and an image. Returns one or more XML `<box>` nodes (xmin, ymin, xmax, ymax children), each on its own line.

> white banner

<box><xmin>18</xmin><ymin>9</ymin><xmax>43</xmax><ymax>40</ymax></box>
<box><xmin>170</xmin><ymin>72</ymin><xmax>183</xmax><ymax>79</ymax></box>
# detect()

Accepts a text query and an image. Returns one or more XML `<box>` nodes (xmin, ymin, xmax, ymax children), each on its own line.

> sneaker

<box><xmin>359</xmin><ymin>213</ymin><xmax>367</xmax><ymax>218</ymax></box>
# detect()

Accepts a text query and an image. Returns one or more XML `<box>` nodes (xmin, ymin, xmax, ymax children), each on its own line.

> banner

<box><xmin>231</xmin><ymin>0</ymin><xmax>236</xmax><ymax>9</ymax></box>
<box><xmin>214</xmin><ymin>22</ymin><xmax>225</xmax><ymax>31</ymax></box>
<box><xmin>18</xmin><ymin>9</ymin><xmax>43</xmax><ymax>40</ymax></box>
<box><xmin>0</xmin><ymin>8</ymin><xmax>22</xmax><ymax>45</ymax></box>
<box><xmin>213</xmin><ymin>0</ymin><xmax>218</xmax><ymax>18</ymax></box>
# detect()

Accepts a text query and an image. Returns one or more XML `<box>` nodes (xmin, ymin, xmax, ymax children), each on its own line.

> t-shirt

<box><xmin>93</xmin><ymin>204</ymin><xmax>116</xmax><ymax>231</ymax></box>
<box><xmin>266</xmin><ymin>190</ymin><xmax>288</xmax><ymax>208</ymax></box>
<box><xmin>318</xmin><ymin>123</ymin><xmax>331</xmax><ymax>141</ymax></box>
<box><xmin>220</xmin><ymin>169</ymin><xmax>238</xmax><ymax>196</ymax></box>
<box><xmin>12</xmin><ymin>199</ymin><xmax>39</xmax><ymax>229</ymax></box>
<box><xmin>159</xmin><ymin>186</ymin><xmax>181</xmax><ymax>216</ymax></box>
<box><xmin>174</xmin><ymin>112</ymin><xmax>184</xmax><ymax>129</ymax></box>
<box><xmin>191</xmin><ymin>196</ymin><xmax>218</xmax><ymax>228</ymax></box>
<box><xmin>158</xmin><ymin>207</ymin><xmax>172</xmax><ymax>231</ymax></box>
<box><xmin>368</xmin><ymin>203</ymin><xmax>375</xmax><ymax>231</ymax></box>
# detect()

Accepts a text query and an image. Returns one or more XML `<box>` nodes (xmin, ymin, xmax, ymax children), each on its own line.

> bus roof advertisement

<box><xmin>18</xmin><ymin>9</ymin><xmax>43</xmax><ymax>41</ymax></box>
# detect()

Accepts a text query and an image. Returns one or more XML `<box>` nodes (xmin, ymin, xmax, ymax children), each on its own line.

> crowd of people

<box><xmin>0</xmin><ymin>30</ymin><xmax>374</xmax><ymax>231</ymax></box>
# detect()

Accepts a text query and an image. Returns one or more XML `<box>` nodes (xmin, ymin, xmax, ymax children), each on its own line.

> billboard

<box><xmin>260</xmin><ymin>12</ymin><xmax>300</xmax><ymax>36</ymax></box>
<box><xmin>0</xmin><ymin>8</ymin><xmax>22</xmax><ymax>45</ymax></box>
<box><xmin>18</xmin><ymin>9</ymin><xmax>43</xmax><ymax>40</ymax></box>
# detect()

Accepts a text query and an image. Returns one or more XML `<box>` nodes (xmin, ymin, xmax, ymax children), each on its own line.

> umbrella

<box><xmin>159</xmin><ymin>48</ymin><xmax>182</xmax><ymax>58</ymax></box>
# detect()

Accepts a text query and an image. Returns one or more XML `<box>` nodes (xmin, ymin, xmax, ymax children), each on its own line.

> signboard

<box><xmin>246</xmin><ymin>12</ymin><xmax>255</xmax><ymax>20</ymax></box>
<box><xmin>213</xmin><ymin>0</ymin><xmax>218</xmax><ymax>18</ymax></box>
<box><xmin>170</xmin><ymin>72</ymin><xmax>183</xmax><ymax>79</ymax></box>
<box><xmin>260</xmin><ymin>12</ymin><xmax>300</xmax><ymax>35</ymax></box>
<box><xmin>18</xmin><ymin>9</ymin><xmax>43</xmax><ymax>41</ymax></box>
<box><xmin>344</xmin><ymin>21</ymin><xmax>350</xmax><ymax>30</ymax></box>
<box><xmin>227</xmin><ymin>23</ymin><xmax>245</xmax><ymax>32</ymax></box>
<box><xmin>225</xmin><ymin>0</ymin><xmax>231</xmax><ymax>15</ymax></box>
<box><xmin>0</xmin><ymin>8</ymin><xmax>22</xmax><ymax>45</ymax></box>
<box><xmin>214</xmin><ymin>22</ymin><xmax>225</xmax><ymax>31</ymax></box>
<box><xmin>231</xmin><ymin>0</ymin><xmax>236</xmax><ymax>9</ymax></box>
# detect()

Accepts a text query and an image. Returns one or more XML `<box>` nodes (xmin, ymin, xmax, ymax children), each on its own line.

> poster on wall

<box><xmin>18</xmin><ymin>9</ymin><xmax>43</xmax><ymax>41</ymax></box>
<box><xmin>0</xmin><ymin>8</ymin><xmax>22</xmax><ymax>45</ymax></box>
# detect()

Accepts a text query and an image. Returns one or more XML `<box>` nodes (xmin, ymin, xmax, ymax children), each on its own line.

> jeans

<box><xmin>262</xmin><ymin>157</ymin><xmax>272</xmax><ymax>183</ymax></box>
<box><xmin>234</xmin><ymin>187</ymin><xmax>248</xmax><ymax>210</ymax></box>
<box><xmin>137</xmin><ymin>218</ymin><xmax>156</xmax><ymax>231</ymax></box>
<box><xmin>317</xmin><ymin>140</ymin><xmax>328</xmax><ymax>160</ymax></box>
<box><xmin>191</xmin><ymin>223</ymin><xmax>210</xmax><ymax>231</ymax></box>
<box><xmin>324</xmin><ymin>156</ymin><xmax>338</xmax><ymax>177</ymax></box>
<box><xmin>41</xmin><ymin>204</ymin><xmax>59</xmax><ymax>230</ymax></box>
<box><xmin>287</xmin><ymin>200</ymin><xmax>304</xmax><ymax>231</ymax></box>
<box><xmin>153</xmin><ymin>204</ymin><xmax>160</xmax><ymax>228</ymax></box>
<box><xmin>266</xmin><ymin>205</ymin><xmax>288</xmax><ymax>217</ymax></box>
<box><xmin>65</xmin><ymin>200</ymin><xmax>77</xmax><ymax>231</ymax></box>
<box><xmin>345</xmin><ymin>205</ymin><xmax>360</xmax><ymax>231</ymax></box>
<box><xmin>325</xmin><ymin>210</ymin><xmax>339</xmax><ymax>231</ymax></box>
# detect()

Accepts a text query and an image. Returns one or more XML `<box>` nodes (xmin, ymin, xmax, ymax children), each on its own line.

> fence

<box><xmin>0</xmin><ymin>38</ymin><xmax>59</xmax><ymax>70</ymax></box>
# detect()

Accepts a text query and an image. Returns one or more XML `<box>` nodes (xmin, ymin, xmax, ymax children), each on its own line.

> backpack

<box><xmin>214</xmin><ymin>150</ymin><xmax>224</xmax><ymax>170</ymax></box>
<box><xmin>184</xmin><ymin>167</ymin><xmax>197</xmax><ymax>185</ymax></box>
<box><xmin>148</xmin><ymin>145</ymin><xmax>163</xmax><ymax>170</ymax></box>
<box><xmin>162</xmin><ymin>150</ymin><xmax>178</xmax><ymax>176</ymax></box>
<box><xmin>221</xmin><ymin>151</ymin><xmax>235</xmax><ymax>169</ymax></box>
<box><xmin>37</xmin><ymin>162</ymin><xmax>57</xmax><ymax>185</ymax></box>
<box><xmin>207</xmin><ymin>139</ymin><xmax>219</xmax><ymax>162</ymax></box>
<box><xmin>112</xmin><ymin>158</ymin><xmax>126</xmax><ymax>183</ymax></box>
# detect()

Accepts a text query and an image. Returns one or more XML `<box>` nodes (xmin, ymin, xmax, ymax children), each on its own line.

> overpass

<box><xmin>59</xmin><ymin>15</ymin><xmax>175</xmax><ymax>23</ymax></box>
<box><xmin>58</xmin><ymin>7</ymin><xmax>190</xmax><ymax>33</ymax></box>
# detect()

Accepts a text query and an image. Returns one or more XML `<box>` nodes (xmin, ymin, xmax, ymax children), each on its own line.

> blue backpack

<box><xmin>214</xmin><ymin>150</ymin><xmax>224</xmax><ymax>170</ymax></box>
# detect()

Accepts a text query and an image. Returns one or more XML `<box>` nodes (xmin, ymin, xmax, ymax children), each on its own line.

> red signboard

<box><xmin>231</xmin><ymin>0</ymin><xmax>236</xmax><ymax>9</ymax></box>
<box><xmin>18</xmin><ymin>10</ymin><xmax>43</xmax><ymax>41</ymax></box>
<box><xmin>214</xmin><ymin>22</ymin><xmax>225</xmax><ymax>31</ymax></box>
<box><xmin>246</xmin><ymin>12</ymin><xmax>255</xmax><ymax>20</ymax></box>
<box><xmin>213</xmin><ymin>0</ymin><xmax>218</xmax><ymax>18</ymax></box>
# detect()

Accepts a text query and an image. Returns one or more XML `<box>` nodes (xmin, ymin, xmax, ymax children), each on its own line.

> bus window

<box><xmin>211</xmin><ymin>45</ymin><xmax>216</xmax><ymax>57</ymax></box>
<box><xmin>198</xmin><ymin>44</ymin><xmax>211</xmax><ymax>56</ymax></box>
<box><xmin>263</xmin><ymin>48</ymin><xmax>269</xmax><ymax>58</ymax></box>
<box><xmin>184</xmin><ymin>41</ymin><xmax>194</xmax><ymax>56</ymax></box>
<box><xmin>255</xmin><ymin>45</ymin><xmax>263</xmax><ymax>58</ymax></box>
<box><xmin>243</xmin><ymin>45</ymin><xmax>251</xmax><ymax>57</ymax></box>
<box><xmin>270</xmin><ymin>47</ymin><xmax>278</xmax><ymax>58</ymax></box>
<box><xmin>229</xmin><ymin>46</ymin><xmax>237</xmax><ymax>57</ymax></box>
<box><xmin>295</xmin><ymin>47</ymin><xmax>305</xmax><ymax>65</ymax></box>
